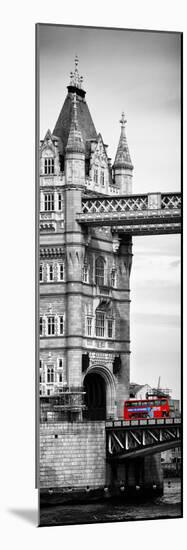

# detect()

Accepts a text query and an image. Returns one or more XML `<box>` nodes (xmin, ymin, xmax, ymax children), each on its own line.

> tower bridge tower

<box><xmin>39</xmin><ymin>58</ymin><xmax>134</xmax><ymax>419</ymax></box>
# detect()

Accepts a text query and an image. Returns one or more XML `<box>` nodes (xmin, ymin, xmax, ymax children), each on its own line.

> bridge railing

<box><xmin>106</xmin><ymin>417</ymin><xmax>181</xmax><ymax>428</ymax></box>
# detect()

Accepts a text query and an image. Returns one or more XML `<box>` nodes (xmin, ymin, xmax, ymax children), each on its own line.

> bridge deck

<box><xmin>76</xmin><ymin>192</ymin><xmax>181</xmax><ymax>235</ymax></box>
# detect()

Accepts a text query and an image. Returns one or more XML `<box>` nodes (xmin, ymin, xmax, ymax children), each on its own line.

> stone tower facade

<box><xmin>39</xmin><ymin>58</ymin><xmax>134</xmax><ymax>419</ymax></box>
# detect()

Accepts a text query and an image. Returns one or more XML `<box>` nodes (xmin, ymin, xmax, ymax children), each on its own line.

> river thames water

<box><xmin>40</xmin><ymin>478</ymin><xmax>182</xmax><ymax>527</ymax></box>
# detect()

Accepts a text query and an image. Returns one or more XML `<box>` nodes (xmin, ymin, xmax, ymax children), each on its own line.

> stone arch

<box><xmin>83</xmin><ymin>364</ymin><xmax>117</xmax><ymax>420</ymax></box>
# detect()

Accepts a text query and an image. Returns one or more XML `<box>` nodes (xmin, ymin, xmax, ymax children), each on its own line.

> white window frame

<box><xmin>100</xmin><ymin>169</ymin><xmax>105</xmax><ymax>186</ymax></box>
<box><xmin>87</xmin><ymin>317</ymin><xmax>92</xmax><ymax>336</ymax></box>
<box><xmin>40</xmin><ymin>317</ymin><xmax>43</xmax><ymax>337</ymax></box>
<box><xmin>58</xmin><ymin>193</ymin><xmax>63</xmax><ymax>210</ymax></box>
<box><xmin>59</xmin><ymin>262</ymin><xmax>64</xmax><ymax>281</ymax></box>
<box><xmin>47</xmin><ymin>365</ymin><xmax>55</xmax><ymax>384</ymax></box>
<box><xmin>44</xmin><ymin>158</ymin><xmax>54</xmax><ymax>175</ymax></box>
<box><xmin>95</xmin><ymin>256</ymin><xmax>105</xmax><ymax>286</ymax></box>
<box><xmin>47</xmin><ymin>316</ymin><xmax>55</xmax><ymax>336</ymax></box>
<box><xmin>40</xmin><ymin>264</ymin><xmax>43</xmax><ymax>283</ymax></box>
<box><xmin>82</xmin><ymin>263</ymin><xmax>89</xmax><ymax>283</ymax></box>
<box><xmin>111</xmin><ymin>268</ymin><xmax>117</xmax><ymax>288</ymax></box>
<box><xmin>48</xmin><ymin>264</ymin><xmax>54</xmax><ymax>282</ymax></box>
<box><xmin>94</xmin><ymin>168</ymin><xmax>98</xmax><ymax>184</ymax></box>
<box><xmin>95</xmin><ymin>311</ymin><xmax>105</xmax><ymax>338</ymax></box>
<box><xmin>44</xmin><ymin>193</ymin><xmax>54</xmax><ymax>211</ymax></box>
<box><xmin>59</xmin><ymin>315</ymin><xmax>64</xmax><ymax>335</ymax></box>
<box><xmin>107</xmin><ymin>318</ymin><xmax>114</xmax><ymax>339</ymax></box>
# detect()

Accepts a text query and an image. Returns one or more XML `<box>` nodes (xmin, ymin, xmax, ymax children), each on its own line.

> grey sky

<box><xmin>38</xmin><ymin>24</ymin><xmax>181</xmax><ymax>398</ymax></box>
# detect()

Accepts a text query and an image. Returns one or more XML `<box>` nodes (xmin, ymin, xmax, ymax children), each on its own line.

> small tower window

<box><xmin>95</xmin><ymin>312</ymin><xmax>105</xmax><ymax>337</ymax></box>
<box><xmin>44</xmin><ymin>193</ymin><xmax>54</xmax><ymax>211</ymax></box>
<box><xmin>49</xmin><ymin>264</ymin><xmax>54</xmax><ymax>282</ymax></box>
<box><xmin>59</xmin><ymin>316</ymin><xmax>64</xmax><ymax>335</ymax></box>
<box><xmin>47</xmin><ymin>316</ymin><xmax>55</xmax><ymax>335</ymax></box>
<box><xmin>59</xmin><ymin>263</ymin><xmax>64</xmax><ymax>281</ymax></box>
<box><xmin>59</xmin><ymin>359</ymin><xmax>63</xmax><ymax>368</ymax></box>
<box><xmin>58</xmin><ymin>193</ymin><xmax>63</xmax><ymax>210</ymax></box>
<box><xmin>40</xmin><ymin>265</ymin><xmax>43</xmax><ymax>282</ymax></box>
<box><xmin>94</xmin><ymin>168</ymin><xmax>98</xmax><ymax>184</ymax></box>
<box><xmin>59</xmin><ymin>372</ymin><xmax>63</xmax><ymax>383</ymax></box>
<box><xmin>95</xmin><ymin>257</ymin><xmax>105</xmax><ymax>286</ymax></box>
<box><xmin>87</xmin><ymin>317</ymin><xmax>92</xmax><ymax>336</ymax></box>
<box><xmin>44</xmin><ymin>158</ymin><xmax>54</xmax><ymax>175</ymax></box>
<box><xmin>47</xmin><ymin>367</ymin><xmax>54</xmax><ymax>383</ymax></box>
<box><xmin>100</xmin><ymin>170</ymin><xmax>105</xmax><ymax>186</ymax></box>
<box><xmin>40</xmin><ymin>317</ymin><xmax>43</xmax><ymax>336</ymax></box>
<box><xmin>111</xmin><ymin>269</ymin><xmax>117</xmax><ymax>288</ymax></box>
<box><xmin>107</xmin><ymin>319</ymin><xmax>113</xmax><ymax>338</ymax></box>
<box><xmin>82</xmin><ymin>263</ymin><xmax>88</xmax><ymax>283</ymax></box>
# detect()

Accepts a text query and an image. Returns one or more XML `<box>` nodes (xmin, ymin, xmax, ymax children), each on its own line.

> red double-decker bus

<box><xmin>124</xmin><ymin>398</ymin><xmax>170</xmax><ymax>420</ymax></box>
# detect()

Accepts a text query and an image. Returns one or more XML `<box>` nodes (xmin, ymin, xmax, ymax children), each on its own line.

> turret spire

<box><xmin>66</xmin><ymin>93</ymin><xmax>85</xmax><ymax>153</ymax></box>
<box><xmin>114</xmin><ymin>112</ymin><xmax>133</xmax><ymax>169</ymax></box>
<box><xmin>113</xmin><ymin>112</ymin><xmax>133</xmax><ymax>194</ymax></box>
<box><xmin>69</xmin><ymin>55</ymin><xmax>84</xmax><ymax>90</ymax></box>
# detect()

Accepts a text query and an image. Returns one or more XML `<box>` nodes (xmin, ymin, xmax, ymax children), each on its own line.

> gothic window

<box><xmin>59</xmin><ymin>263</ymin><xmax>64</xmax><ymax>281</ymax></box>
<box><xmin>40</xmin><ymin>264</ymin><xmax>43</xmax><ymax>282</ymax></box>
<box><xmin>107</xmin><ymin>319</ymin><xmax>113</xmax><ymax>338</ymax></box>
<box><xmin>87</xmin><ymin>317</ymin><xmax>92</xmax><ymax>336</ymax></box>
<box><xmin>59</xmin><ymin>372</ymin><xmax>63</xmax><ymax>383</ymax></box>
<box><xmin>49</xmin><ymin>264</ymin><xmax>54</xmax><ymax>282</ymax></box>
<box><xmin>44</xmin><ymin>158</ymin><xmax>54</xmax><ymax>175</ymax></box>
<box><xmin>111</xmin><ymin>269</ymin><xmax>117</xmax><ymax>288</ymax></box>
<box><xmin>95</xmin><ymin>257</ymin><xmax>105</xmax><ymax>286</ymax></box>
<box><xmin>47</xmin><ymin>316</ymin><xmax>55</xmax><ymax>336</ymax></box>
<box><xmin>47</xmin><ymin>367</ymin><xmax>54</xmax><ymax>383</ymax></box>
<box><xmin>58</xmin><ymin>193</ymin><xmax>63</xmax><ymax>210</ymax></box>
<box><xmin>40</xmin><ymin>317</ymin><xmax>43</xmax><ymax>336</ymax></box>
<box><xmin>40</xmin><ymin>374</ymin><xmax>42</xmax><ymax>383</ymax></box>
<box><xmin>47</xmin><ymin>389</ymin><xmax>51</xmax><ymax>396</ymax></box>
<box><xmin>82</xmin><ymin>263</ymin><xmax>88</xmax><ymax>283</ymax></box>
<box><xmin>100</xmin><ymin>170</ymin><xmax>105</xmax><ymax>186</ymax></box>
<box><xmin>94</xmin><ymin>168</ymin><xmax>98</xmax><ymax>184</ymax></box>
<box><xmin>95</xmin><ymin>311</ymin><xmax>105</xmax><ymax>337</ymax></box>
<box><xmin>59</xmin><ymin>316</ymin><xmax>64</xmax><ymax>335</ymax></box>
<box><xmin>59</xmin><ymin>358</ymin><xmax>63</xmax><ymax>368</ymax></box>
<box><xmin>44</xmin><ymin>193</ymin><xmax>54</xmax><ymax>211</ymax></box>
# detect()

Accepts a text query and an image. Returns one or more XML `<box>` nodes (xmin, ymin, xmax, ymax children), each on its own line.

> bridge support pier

<box><xmin>106</xmin><ymin>454</ymin><xmax>163</xmax><ymax>499</ymax></box>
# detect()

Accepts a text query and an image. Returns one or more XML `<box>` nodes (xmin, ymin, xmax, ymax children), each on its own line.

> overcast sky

<box><xmin>38</xmin><ymin>25</ymin><xmax>181</xmax><ymax>399</ymax></box>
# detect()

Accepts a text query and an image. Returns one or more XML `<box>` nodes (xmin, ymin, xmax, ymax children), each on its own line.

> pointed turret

<box><xmin>113</xmin><ymin>113</ymin><xmax>133</xmax><ymax>194</ymax></box>
<box><xmin>65</xmin><ymin>93</ymin><xmax>85</xmax><ymax>187</ymax></box>
<box><xmin>66</xmin><ymin>93</ymin><xmax>85</xmax><ymax>154</ymax></box>
<box><xmin>53</xmin><ymin>57</ymin><xmax>97</xmax><ymax>156</ymax></box>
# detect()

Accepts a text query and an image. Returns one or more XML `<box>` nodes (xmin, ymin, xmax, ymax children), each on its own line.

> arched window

<box><xmin>95</xmin><ymin>257</ymin><xmax>105</xmax><ymax>286</ymax></box>
<box><xmin>111</xmin><ymin>269</ymin><xmax>116</xmax><ymax>288</ymax></box>
<box><xmin>82</xmin><ymin>262</ymin><xmax>88</xmax><ymax>283</ymax></box>
<box><xmin>47</xmin><ymin>367</ymin><xmax>54</xmax><ymax>384</ymax></box>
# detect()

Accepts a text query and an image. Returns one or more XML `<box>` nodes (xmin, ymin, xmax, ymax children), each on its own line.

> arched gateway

<box><xmin>83</xmin><ymin>366</ymin><xmax>117</xmax><ymax>421</ymax></box>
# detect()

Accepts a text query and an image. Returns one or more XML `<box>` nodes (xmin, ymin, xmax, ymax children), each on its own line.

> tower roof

<box><xmin>66</xmin><ymin>93</ymin><xmax>85</xmax><ymax>153</ymax></box>
<box><xmin>53</xmin><ymin>57</ymin><xmax>97</xmax><ymax>155</ymax></box>
<box><xmin>114</xmin><ymin>112</ymin><xmax>133</xmax><ymax>169</ymax></box>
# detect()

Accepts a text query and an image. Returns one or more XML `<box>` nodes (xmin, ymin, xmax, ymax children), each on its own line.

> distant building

<box><xmin>129</xmin><ymin>383</ymin><xmax>152</xmax><ymax>400</ymax></box>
